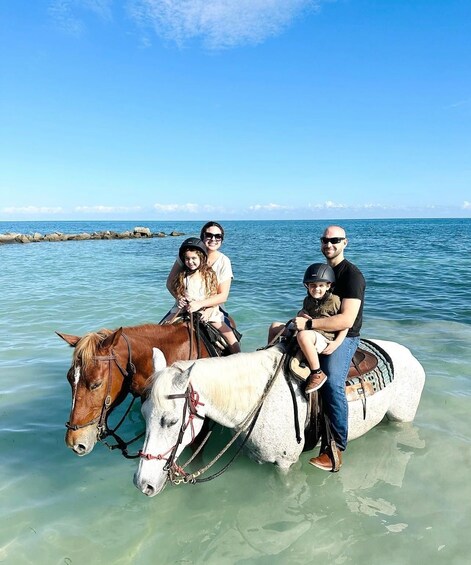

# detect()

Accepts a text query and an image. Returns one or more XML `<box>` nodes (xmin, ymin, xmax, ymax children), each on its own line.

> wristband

<box><xmin>306</xmin><ymin>319</ymin><xmax>313</xmax><ymax>330</ymax></box>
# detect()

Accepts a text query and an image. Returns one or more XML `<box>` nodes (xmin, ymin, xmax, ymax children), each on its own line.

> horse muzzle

<box><xmin>65</xmin><ymin>424</ymin><xmax>99</xmax><ymax>456</ymax></box>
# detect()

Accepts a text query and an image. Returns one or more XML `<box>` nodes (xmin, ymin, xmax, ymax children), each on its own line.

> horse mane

<box><xmin>194</xmin><ymin>355</ymin><xmax>272</xmax><ymax>415</ymax></box>
<box><xmin>73</xmin><ymin>323</ymin><xmax>164</xmax><ymax>370</ymax></box>
<box><xmin>150</xmin><ymin>347</ymin><xmax>284</xmax><ymax>417</ymax></box>
<box><xmin>74</xmin><ymin>329</ymin><xmax>113</xmax><ymax>369</ymax></box>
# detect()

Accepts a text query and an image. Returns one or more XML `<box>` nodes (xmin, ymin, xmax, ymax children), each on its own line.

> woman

<box><xmin>166</xmin><ymin>221</ymin><xmax>241</xmax><ymax>354</ymax></box>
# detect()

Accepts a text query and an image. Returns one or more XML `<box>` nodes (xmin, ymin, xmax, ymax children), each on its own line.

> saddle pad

<box><xmin>346</xmin><ymin>339</ymin><xmax>395</xmax><ymax>395</ymax></box>
<box><xmin>291</xmin><ymin>339</ymin><xmax>394</xmax><ymax>396</ymax></box>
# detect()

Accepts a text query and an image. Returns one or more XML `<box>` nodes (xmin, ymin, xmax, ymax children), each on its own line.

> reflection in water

<box><xmin>341</xmin><ymin>422</ymin><xmax>425</xmax><ymax>536</ymax></box>
<box><xmin>341</xmin><ymin>423</ymin><xmax>425</xmax><ymax>492</ymax></box>
<box><xmin>121</xmin><ymin>422</ymin><xmax>428</xmax><ymax>563</ymax></box>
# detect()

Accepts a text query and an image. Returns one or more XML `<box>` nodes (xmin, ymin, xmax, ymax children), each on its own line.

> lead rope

<box><xmin>263</xmin><ymin>324</ymin><xmax>302</xmax><ymax>444</ymax></box>
<box><xmin>282</xmin><ymin>335</ymin><xmax>303</xmax><ymax>444</ymax></box>
<box><xmin>172</xmin><ymin>348</ymin><xmax>289</xmax><ymax>485</ymax></box>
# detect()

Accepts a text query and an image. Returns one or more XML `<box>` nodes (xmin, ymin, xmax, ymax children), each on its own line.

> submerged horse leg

<box><xmin>374</xmin><ymin>340</ymin><xmax>426</xmax><ymax>423</ymax></box>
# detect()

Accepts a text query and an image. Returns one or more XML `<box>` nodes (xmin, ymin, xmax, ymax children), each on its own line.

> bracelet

<box><xmin>305</xmin><ymin>319</ymin><xmax>313</xmax><ymax>330</ymax></box>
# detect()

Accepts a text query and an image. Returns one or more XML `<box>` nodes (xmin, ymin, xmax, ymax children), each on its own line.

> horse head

<box><xmin>58</xmin><ymin>327</ymin><xmax>134</xmax><ymax>456</ymax></box>
<box><xmin>134</xmin><ymin>362</ymin><xmax>205</xmax><ymax>497</ymax></box>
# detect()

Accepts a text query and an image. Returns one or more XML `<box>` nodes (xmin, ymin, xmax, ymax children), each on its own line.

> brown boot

<box><xmin>304</xmin><ymin>369</ymin><xmax>327</xmax><ymax>394</ymax></box>
<box><xmin>309</xmin><ymin>448</ymin><xmax>342</xmax><ymax>472</ymax></box>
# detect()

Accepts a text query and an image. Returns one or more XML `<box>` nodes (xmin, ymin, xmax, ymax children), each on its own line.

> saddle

<box><xmin>162</xmin><ymin>312</ymin><xmax>242</xmax><ymax>358</ymax></box>
<box><xmin>193</xmin><ymin>315</ymin><xmax>242</xmax><ymax>358</ymax></box>
<box><xmin>290</xmin><ymin>346</ymin><xmax>378</xmax><ymax>384</ymax></box>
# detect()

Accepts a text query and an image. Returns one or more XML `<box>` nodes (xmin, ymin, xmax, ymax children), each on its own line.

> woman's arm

<box><xmin>166</xmin><ymin>260</ymin><xmax>181</xmax><ymax>299</ymax></box>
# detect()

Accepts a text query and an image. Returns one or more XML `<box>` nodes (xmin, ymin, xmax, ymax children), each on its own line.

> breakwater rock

<box><xmin>0</xmin><ymin>227</ymin><xmax>186</xmax><ymax>245</ymax></box>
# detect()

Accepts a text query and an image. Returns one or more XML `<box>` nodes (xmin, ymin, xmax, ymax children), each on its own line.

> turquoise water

<box><xmin>1</xmin><ymin>219</ymin><xmax>471</xmax><ymax>564</ymax></box>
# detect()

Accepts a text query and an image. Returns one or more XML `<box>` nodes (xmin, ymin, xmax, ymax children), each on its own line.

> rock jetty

<box><xmin>0</xmin><ymin>227</ymin><xmax>185</xmax><ymax>245</ymax></box>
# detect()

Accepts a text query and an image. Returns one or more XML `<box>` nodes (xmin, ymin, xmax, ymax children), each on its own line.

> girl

<box><xmin>166</xmin><ymin>221</ymin><xmax>234</xmax><ymax>325</ymax></box>
<box><xmin>163</xmin><ymin>238</ymin><xmax>240</xmax><ymax>354</ymax></box>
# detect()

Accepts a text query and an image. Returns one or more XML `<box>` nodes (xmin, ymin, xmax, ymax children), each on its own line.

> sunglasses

<box><xmin>320</xmin><ymin>237</ymin><xmax>345</xmax><ymax>244</ymax></box>
<box><xmin>204</xmin><ymin>232</ymin><xmax>223</xmax><ymax>241</ymax></box>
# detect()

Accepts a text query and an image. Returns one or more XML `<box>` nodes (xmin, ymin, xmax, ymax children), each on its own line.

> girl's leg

<box><xmin>212</xmin><ymin>322</ymin><xmax>241</xmax><ymax>354</ymax></box>
<box><xmin>267</xmin><ymin>321</ymin><xmax>286</xmax><ymax>343</ymax></box>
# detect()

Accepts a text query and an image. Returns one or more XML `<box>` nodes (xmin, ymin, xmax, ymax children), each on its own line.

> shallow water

<box><xmin>1</xmin><ymin>219</ymin><xmax>470</xmax><ymax>564</ymax></box>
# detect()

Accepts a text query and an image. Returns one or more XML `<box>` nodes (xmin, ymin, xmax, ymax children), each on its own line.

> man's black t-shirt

<box><xmin>333</xmin><ymin>259</ymin><xmax>366</xmax><ymax>338</ymax></box>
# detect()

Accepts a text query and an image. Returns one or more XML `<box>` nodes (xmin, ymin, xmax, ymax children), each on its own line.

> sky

<box><xmin>1</xmin><ymin>0</ymin><xmax>470</xmax><ymax>221</ymax></box>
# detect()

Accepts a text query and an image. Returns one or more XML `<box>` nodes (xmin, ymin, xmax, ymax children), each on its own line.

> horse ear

<box><xmin>152</xmin><ymin>348</ymin><xmax>167</xmax><ymax>373</ymax></box>
<box><xmin>56</xmin><ymin>331</ymin><xmax>81</xmax><ymax>347</ymax></box>
<box><xmin>174</xmin><ymin>363</ymin><xmax>194</xmax><ymax>391</ymax></box>
<box><xmin>101</xmin><ymin>327</ymin><xmax>123</xmax><ymax>349</ymax></box>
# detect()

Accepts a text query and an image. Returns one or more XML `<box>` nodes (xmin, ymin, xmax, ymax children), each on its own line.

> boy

<box><xmin>296</xmin><ymin>263</ymin><xmax>347</xmax><ymax>393</ymax></box>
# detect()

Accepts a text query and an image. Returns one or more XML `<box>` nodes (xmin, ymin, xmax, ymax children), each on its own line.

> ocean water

<box><xmin>1</xmin><ymin>218</ymin><xmax>470</xmax><ymax>565</ymax></box>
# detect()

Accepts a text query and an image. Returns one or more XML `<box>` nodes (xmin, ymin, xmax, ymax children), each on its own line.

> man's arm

<box><xmin>295</xmin><ymin>298</ymin><xmax>361</xmax><ymax>332</ymax></box>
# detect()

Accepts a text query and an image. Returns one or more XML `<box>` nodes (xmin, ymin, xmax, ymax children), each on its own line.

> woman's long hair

<box><xmin>173</xmin><ymin>249</ymin><xmax>218</xmax><ymax>299</ymax></box>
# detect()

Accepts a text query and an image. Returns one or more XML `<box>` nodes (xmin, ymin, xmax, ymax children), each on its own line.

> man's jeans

<box><xmin>320</xmin><ymin>336</ymin><xmax>360</xmax><ymax>451</ymax></box>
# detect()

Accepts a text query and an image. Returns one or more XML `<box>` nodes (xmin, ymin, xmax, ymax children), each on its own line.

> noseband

<box><xmin>65</xmin><ymin>333</ymin><xmax>136</xmax><ymax>438</ymax></box>
<box><xmin>138</xmin><ymin>384</ymin><xmax>205</xmax><ymax>482</ymax></box>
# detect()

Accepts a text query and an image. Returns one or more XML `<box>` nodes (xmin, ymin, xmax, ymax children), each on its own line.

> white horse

<box><xmin>134</xmin><ymin>340</ymin><xmax>425</xmax><ymax>497</ymax></box>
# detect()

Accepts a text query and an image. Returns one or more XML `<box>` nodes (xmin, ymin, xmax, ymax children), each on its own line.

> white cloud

<box><xmin>1</xmin><ymin>206</ymin><xmax>64</xmax><ymax>215</ymax></box>
<box><xmin>128</xmin><ymin>0</ymin><xmax>322</xmax><ymax>49</ymax></box>
<box><xmin>49</xmin><ymin>0</ymin><xmax>112</xmax><ymax>35</ymax></box>
<box><xmin>153</xmin><ymin>202</ymin><xmax>200</xmax><ymax>213</ymax></box>
<box><xmin>75</xmin><ymin>205</ymin><xmax>142</xmax><ymax>213</ymax></box>
<box><xmin>307</xmin><ymin>200</ymin><xmax>347</xmax><ymax>210</ymax></box>
<box><xmin>248</xmin><ymin>203</ymin><xmax>292</xmax><ymax>211</ymax></box>
<box><xmin>446</xmin><ymin>99</ymin><xmax>471</xmax><ymax>109</ymax></box>
<box><xmin>48</xmin><ymin>0</ymin><xmax>324</xmax><ymax>48</ymax></box>
<box><xmin>462</xmin><ymin>201</ymin><xmax>471</xmax><ymax>209</ymax></box>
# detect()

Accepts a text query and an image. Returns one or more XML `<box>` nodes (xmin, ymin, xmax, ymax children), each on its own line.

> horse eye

<box><xmin>160</xmin><ymin>415</ymin><xmax>178</xmax><ymax>428</ymax></box>
<box><xmin>90</xmin><ymin>381</ymin><xmax>102</xmax><ymax>391</ymax></box>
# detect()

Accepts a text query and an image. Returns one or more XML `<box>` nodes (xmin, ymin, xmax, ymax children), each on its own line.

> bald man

<box><xmin>295</xmin><ymin>225</ymin><xmax>366</xmax><ymax>471</ymax></box>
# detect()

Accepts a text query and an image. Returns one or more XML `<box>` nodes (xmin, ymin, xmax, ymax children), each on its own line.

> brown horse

<box><xmin>57</xmin><ymin>322</ymin><xmax>212</xmax><ymax>456</ymax></box>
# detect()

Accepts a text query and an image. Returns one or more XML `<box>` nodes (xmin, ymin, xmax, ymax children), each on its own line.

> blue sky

<box><xmin>1</xmin><ymin>0</ymin><xmax>470</xmax><ymax>221</ymax></box>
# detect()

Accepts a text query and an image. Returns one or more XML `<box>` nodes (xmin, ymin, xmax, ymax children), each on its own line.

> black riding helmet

<box><xmin>303</xmin><ymin>263</ymin><xmax>335</xmax><ymax>287</ymax></box>
<box><xmin>178</xmin><ymin>237</ymin><xmax>207</xmax><ymax>263</ymax></box>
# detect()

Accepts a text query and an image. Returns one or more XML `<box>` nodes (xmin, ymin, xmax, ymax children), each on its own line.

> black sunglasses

<box><xmin>204</xmin><ymin>232</ymin><xmax>223</xmax><ymax>241</ymax></box>
<box><xmin>320</xmin><ymin>237</ymin><xmax>345</xmax><ymax>244</ymax></box>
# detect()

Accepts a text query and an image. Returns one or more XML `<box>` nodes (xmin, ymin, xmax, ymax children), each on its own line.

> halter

<box><xmin>65</xmin><ymin>333</ymin><xmax>136</xmax><ymax>440</ymax></box>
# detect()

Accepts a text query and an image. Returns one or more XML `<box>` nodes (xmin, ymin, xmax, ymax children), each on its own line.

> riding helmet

<box><xmin>178</xmin><ymin>237</ymin><xmax>207</xmax><ymax>262</ymax></box>
<box><xmin>303</xmin><ymin>263</ymin><xmax>335</xmax><ymax>286</ymax></box>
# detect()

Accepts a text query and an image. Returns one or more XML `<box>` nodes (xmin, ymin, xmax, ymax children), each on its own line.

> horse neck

<box><xmin>120</xmin><ymin>324</ymin><xmax>204</xmax><ymax>396</ymax></box>
<box><xmin>117</xmin><ymin>326</ymin><xmax>161</xmax><ymax>395</ymax></box>
<box><xmin>190</xmin><ymin>354</ymin><xmax>276</xmax><ymax>429</ymax></box>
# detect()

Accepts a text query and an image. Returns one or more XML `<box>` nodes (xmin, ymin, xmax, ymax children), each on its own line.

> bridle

<box><xmin>65</xmin><ymin>319</ymin><xmax>208</xmax><ymax>459</ymax></box>
<box><xmin>65</xmin><ymin>333</ymin><xmax>137</xmax><ymax>447</ymax></box>
<box><xmin>139</xmin><ymin>384</ymin><xmax>206</xmax><ymax>483</ymax></box>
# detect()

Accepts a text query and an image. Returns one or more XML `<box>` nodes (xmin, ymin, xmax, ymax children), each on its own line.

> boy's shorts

<box><xmin>313</xmin><ymin>331</ymin><xmax>330</xmax><ymax>353</ymax></box>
